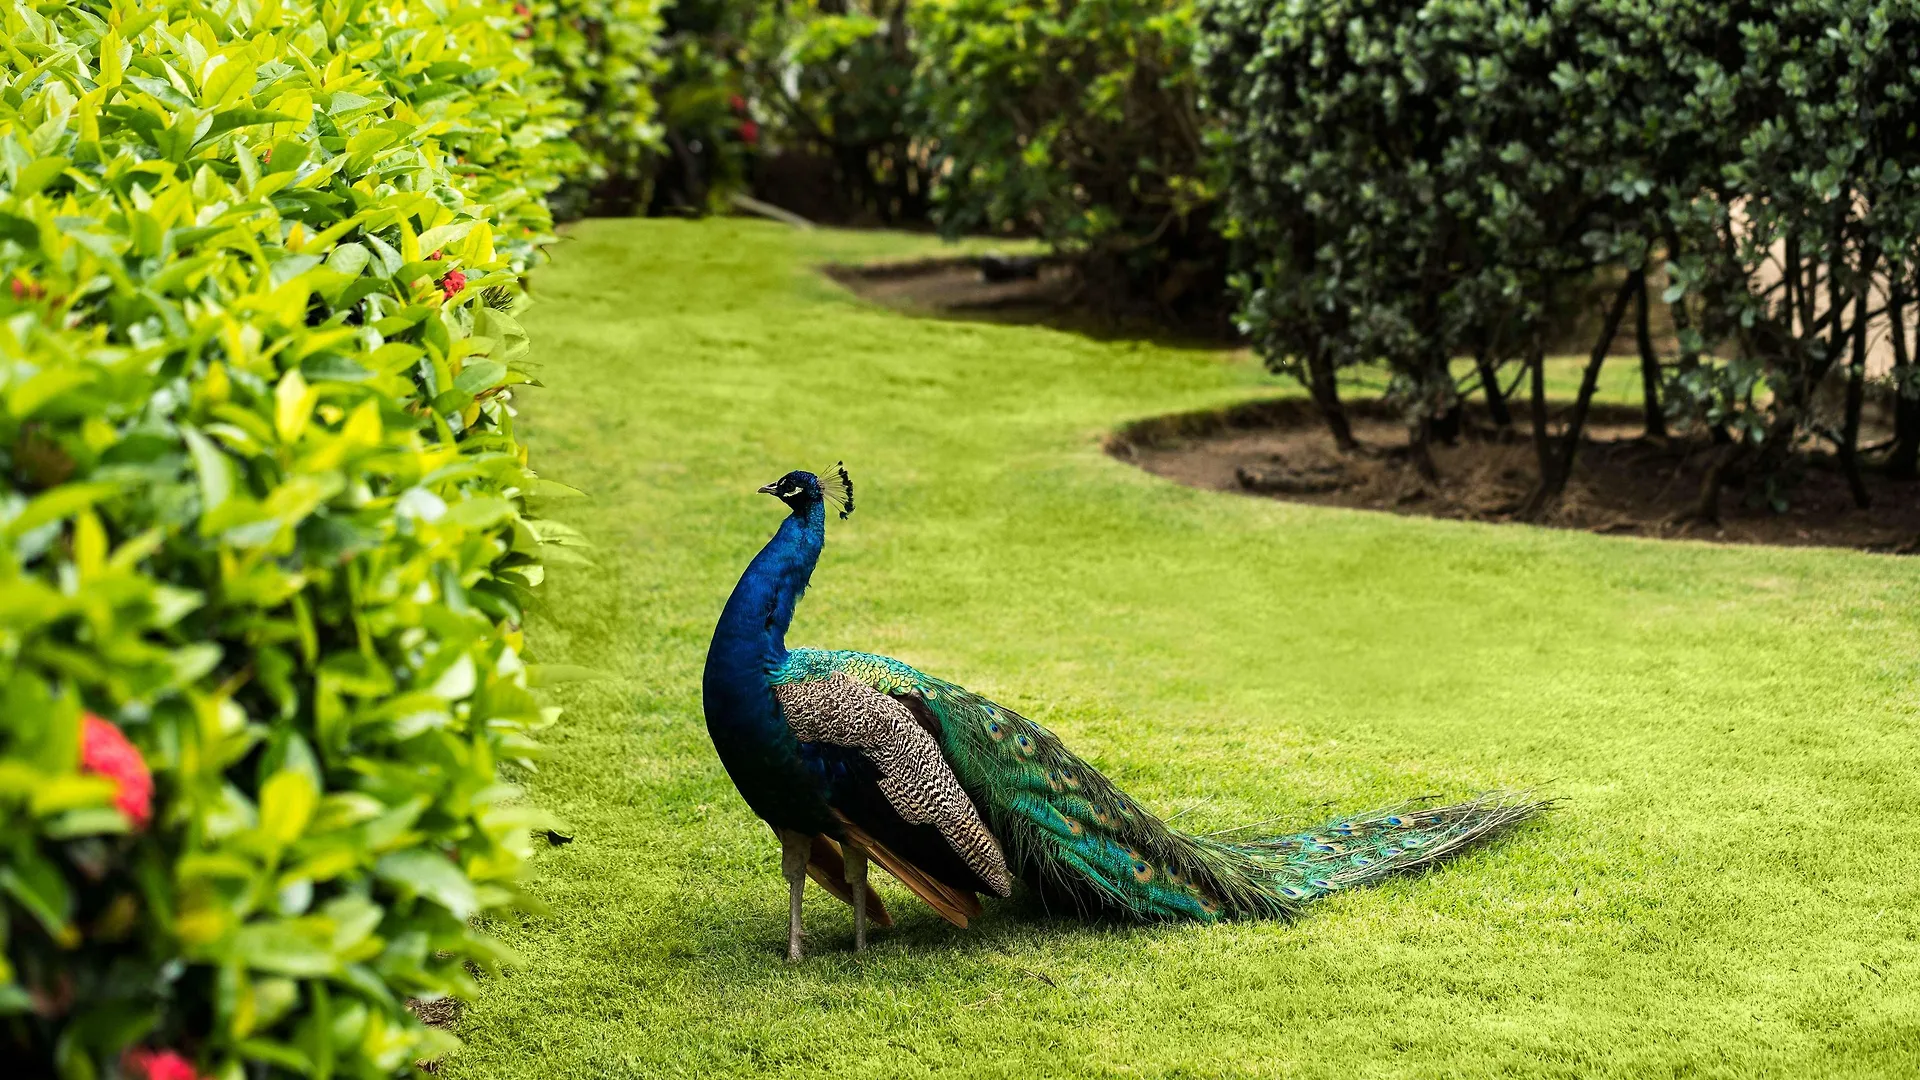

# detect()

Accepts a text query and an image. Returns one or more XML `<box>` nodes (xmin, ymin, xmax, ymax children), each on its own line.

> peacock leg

<box><xmin>844</xmin><ymin>846</ymin><xmax>869</xmax><ymax>952</ymax></box>
<box><xmin>777</xmin><ymin>829</ymin><xmax>811</xmax><ymax>961</ymax></box>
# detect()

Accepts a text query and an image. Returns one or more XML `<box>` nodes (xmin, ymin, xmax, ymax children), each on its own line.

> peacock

<box><xmin>702</xmin><ymin>466</ymin><xmax>1548</xmax><ymax>958</ymax></box>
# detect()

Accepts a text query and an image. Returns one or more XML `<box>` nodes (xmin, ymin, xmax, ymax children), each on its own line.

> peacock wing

<box><xmin>782</xmin><ymin>649</ymin><xmax>1234</xmax><ymax>920</ymax></box>
<box><xmin>770</xmin><ymin>665</ymin><xmax>1013</xmax><ymax>924</ymax></box>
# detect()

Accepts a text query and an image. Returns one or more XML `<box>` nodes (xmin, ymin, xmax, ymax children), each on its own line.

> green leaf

<box><xmin>528</xmin><ymin>478</ymin><xmax>586</xmax><ymax>499</ymax></box>
<box><xmin>440</xmin><ymin>496</ymin><xmax>513</xmax><ymax>529</ymax></box>
<box><xmin>374</xmin><ymin>850</ymin><xmax>478</xmax><ymax>920</ymax></box>
<box><xmin>453</xmin><ymin>360</ymin><xmax>506</xmax><ymax>395</ymax></box>
<box><xmin>326</xmin><ymin>241</ymin><xmax>371</xmax><ymax>276</ymax></box>
<box><xmin>259</xmin><ymin>770</ymin><xmax>318</xmax><ymax>850</ymax></box>
<box><xmin>0</xmin><ymin>856</ymin><xmax>74</xmax><ymax>940</ymax></box>
<box><xmin>182</xmin><ymin>427</ymin><xmax>234</xmax><ymax>511</ymax></box>
<box><xmin>4</xmin><ymin>482</ymin><xmax>120</xmax><ymax>540</ymax></box>
<box><xmin>0</xmin><ymin>211</ymin><xmax>38</xmax><ymax>247</ymax></box>
<box><xmin>199</xmin><ymin>108</ymin><xmax>297</xmax><ymax>144</ymax></box>
<box><xmin>233</xmin><ymin>918</ymin><xmax>341</xmax><ymax>977</ymax></box>
<box><xmin>15</xmin><ymin>156</ymin><xmax>69</xmax><ymax>198</ymax></box>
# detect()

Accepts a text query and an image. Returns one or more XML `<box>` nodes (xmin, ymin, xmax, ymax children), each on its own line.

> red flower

<box><xmin>514</xmin><ymin>2</ymin><xmax>530</xmax><ymax>14</ymax></box>
<box><xmin>80</xmin><ymin>714</ymin><xmax>151</xmax><ymax>830</ymax></box>
<box><xmin>427</xmin><ymin>250</ymin><xmax>444</xmax><ymax>260</ymax></box>
<box><xmin>729</xmin><ymin>94</ymin><xmax>746</xmax><ymax>114</ymax></box>
<box><xmin>438</xmin><ymin>269</ymin><xmax>467</xmax><ymax>299</ymax></box>
<box><xmin>739</xmin><ymin>120</ymin><xmax>759</xmax><ymax>146</ymax></box>
<box><xmin>123</xmin><ymin>1048</ymin><xmax>200</xmax><ymax>1080</ymax></box>
<box><xmin>10</xmin><ymin>276</ymin><xmax>44</xmax><ymax>301</ymax></box>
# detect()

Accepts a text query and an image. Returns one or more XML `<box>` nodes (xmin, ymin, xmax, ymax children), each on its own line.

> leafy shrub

<box><xmin>0</xmin><ymin>0</ymin><xmax>580</xmax><ymax>1075</ymax></box>
<box><xmin>1201</xmin><ymin>0</ymin><xmax>1648</xmax><ymax>467</ymax></box>
<box><xmin>530</xmin><ymin>0</ymin><xmax>670</xmax><ymax>220</ymax></box>
<box><xmin>915</xmin><ymin>0</ymin><xmax>1226</xmax><ymax>323</ymax></box>
<box><xmin>1646</xmin><ymin>0</ymin><xmax>1920</xmax><ymax>510</ymax></box>
<box><xmin>643</xmin><ymin>0</ymin><xmax>758</xmax><ymax>214</ymax></box>
<box><xmin>1202</xmin><ymin>0</ymin><xmax>1920</xmax><ymax>515</ymax></box>
<box><xmin>745</xmin><ymin>0</ymin><xmax>928</xmax><ymax>225</ymax></box>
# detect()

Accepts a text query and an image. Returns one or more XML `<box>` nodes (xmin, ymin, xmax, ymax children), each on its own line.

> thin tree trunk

<box><xmin>1785</xmin><ymin>234</ymin><xmax>1804</xmax><ymax>333</ymax></box>
<box><xmin>1521</xmin><ymin>272</ymin><xmax>1641</xmax><ymax>519</ymax></box>
<box><xmin>1425</xmin><ymin>346</ymin><xmax>1461</xmax><ymax>446</ymax></box>
<box><xmin>1304</xmin><ymin>349</ymin><xmax>1357</xmax><ymax>452</ymax></box>
<box><xmin>1528</xmin><ymin>340</ymin><xmax>1551</xmax><ymax>492</ymax></box>
<box><xmin>1891</xmin><ymin>285</ymin><xmax>1920</xmax><ymax>480</ymax></box>
<box><xmin>1689</xmin><ymin>442</ymin><xmax>1742</xmax><ymax>525</ymax></box>
<box><xmin>1408</xmin><ymin>414</ymin><xmax>1439</xmax><ymax>483</ymax></box>
<box><xmin>1406</xmin><ymin>345</ymin><xmax>1446</xmax><ymax>482</ymax></box>
<box><xmin>1636</xmin><ymin>274</ymin><xmax>1667</xmax><ymax>440</ymax></box>
<box><xmin>1839</xmin><ymin>281</ymin><xmax>1872</xmax><ymax>508</ymax></box>
<box><xmin>1475</xmin><ymin>346</ymin><xmax>1513</xmax><ymax>429</ymax></box>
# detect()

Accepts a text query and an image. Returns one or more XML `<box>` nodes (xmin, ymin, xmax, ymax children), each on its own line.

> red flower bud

<box><xmin>729</xmin><ymin>94</ymin><xmax>746</xmax><ymax>114</ymax></box>
<box><xmin>439</xmin><ymin>269</ymin><xmax>467</xmax><ymax>299</ymax></box>
<box><xmin>81</xmin><ymin>714</ymin><xmax>152</xmax><ymax>830</ymax></box>
<box><xmin>739</xmin><ymin>120</ymin><xmax>759</xmax><ymax>146</ymax></box>
<box><xmin>428</xmin><ymin>250</ymin><xmax>444</xmax><ymax>260</ymax></box>
<box><xmin>123</xmin><ymin>1048</ymin><xmax>201</xmax><ymax>1080</ymax></box>
<box><xmin>261</xmin><ymin>146</ymin><xmax>272</xmax><ymax>164</ymax></box>
<box><xmin>514</xmin><ymin>2</ymin><xmax>530</xmax><ymax>14</ymax></box>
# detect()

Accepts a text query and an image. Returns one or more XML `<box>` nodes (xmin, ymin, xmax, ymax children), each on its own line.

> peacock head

<box><xmin>757</xmin><ymin>462</ymin><xmax>854</xmax><ymax>520</ymax></box>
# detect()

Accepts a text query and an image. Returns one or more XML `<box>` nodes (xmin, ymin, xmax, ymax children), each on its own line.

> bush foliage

<box><xmin>915</xmin><ymin>0</ymin><xmax>1226</xmax><ymax>322</ymax></box>
<box><xmin>746</xmin><ymin>0</ymin><xmax>927</xmax><ymax>225</ymax></box>
<box><xmin>1202</xmin><ymin>0</ymin><xmax>1920</xmax><ymax>515</ymax></box>
<box><xmin>0</xmin><ymin>0</ymin><xmax>584</xmax><ymax>1075</ymax></box>
<box><xmin>531</xmin><ymin>0</ymin><xmax>669</xmax><ymax>219</ymax></box>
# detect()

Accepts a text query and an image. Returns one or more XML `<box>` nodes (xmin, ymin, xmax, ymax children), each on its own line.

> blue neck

<box><xmin>702</xmin><ymin>500</ymin><xmax>832</xmax><ymax>832</ymax></box>
<box><xmin>704</xmin><ymin>501</ymin><xmax>824</xmax><ymax>722</ymax></box>
<box><xmin>717</xmin><ymin>500</ymin><xmax>823</xmax><ymax>666</ymax></box>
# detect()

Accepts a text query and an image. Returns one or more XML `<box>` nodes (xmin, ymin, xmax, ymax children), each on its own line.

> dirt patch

<box><xmin>827</xmin><ymin>255</ymin><xmax>1073</xmax><ymax>316</ymax></box>
<box><xmin>1109</xmin><ymin>397</ymin><xmax>1920</xmax><ymax>553</ymax></box>
<box><xmin>406</xmin><ymin>996</ymin><xmax>462</xmax><ymax>1073</ymax></box>
<box><xmin>827</xmin><ymin>255</ymin><xmax>1236</xmax><ymax>346</ymax></box>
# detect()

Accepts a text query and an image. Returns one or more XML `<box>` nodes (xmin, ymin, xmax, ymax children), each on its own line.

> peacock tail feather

<box><xmin>774</xmin><ymin>648</ymin><xmax>1549</xmax><ymax>922</ymax></box>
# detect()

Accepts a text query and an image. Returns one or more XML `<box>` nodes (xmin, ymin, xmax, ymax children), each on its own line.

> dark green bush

<box><xmin>1202</xmin><ymin>0</ymin><xmax>1920</xmax><ymax>515</ymax></box>
<box><xmin>1201</xmin><ymin>0</ymin><xmax>1647</xmax><ymax>467</ymax></box>
<box><xmin>745</xmin><ymin>0</ymin><xmax>928</xmax><ymax>225</ymax></box>
<box><xmin>0</xmin><ymin>1</ymin><xmax>582</xmax><ymax>1075</ymax></box>
<box><xmin>915</xmin><ymin>0</ymin><xmax>1227</xmax><ymax>324</ymax></box>
<box><xmin>1649</xmin><ymin>0</ymin><xmax>1920</xmax><ymax>511</ymax></box>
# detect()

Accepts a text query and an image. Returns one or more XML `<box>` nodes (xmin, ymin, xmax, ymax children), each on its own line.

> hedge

<box><xmin>0</xmin><ymin>1</ymin><xmax>585</xmax><ymax>1076</ymax></box>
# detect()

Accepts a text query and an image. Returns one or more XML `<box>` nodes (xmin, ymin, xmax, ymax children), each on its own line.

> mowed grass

<box><xmin>443</xmin><ymin>219</ymin><xmax>1920</xmax><ymax>1079</ymax></box>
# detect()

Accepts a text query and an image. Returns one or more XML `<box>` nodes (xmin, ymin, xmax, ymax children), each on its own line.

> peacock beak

<box><xmin>757</xmin><ymin>482</ymin><xmax>781</xmax><ymax>496</ymax></box>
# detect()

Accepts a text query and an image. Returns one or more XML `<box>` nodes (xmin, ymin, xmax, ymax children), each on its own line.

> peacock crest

<box><xmin>822</xmin><ymin>461</ymin><xmax>854</xmax><ymax>519</ymax></box>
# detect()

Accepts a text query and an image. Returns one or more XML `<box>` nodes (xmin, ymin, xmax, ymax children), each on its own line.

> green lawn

<box><xmin>444</xmin><ymin>219</ymin><xmax>1920</xmax><ymax>1079</ymax></box>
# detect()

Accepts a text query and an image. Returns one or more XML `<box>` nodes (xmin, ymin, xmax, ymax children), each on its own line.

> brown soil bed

<box><xmin>826</xmin><ymin>255</ymin><xmax>1075</xmax><ymax>316</ymax></box>
<box><xmin>1109</xmin><ymin>398</ymin><xmax>1920</xmax><ymax>553</ymax></box>
<box><xmin>826</xmin><ymin>255</ymin><xmax>1234</xmax><ymax>345</ymax></box>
